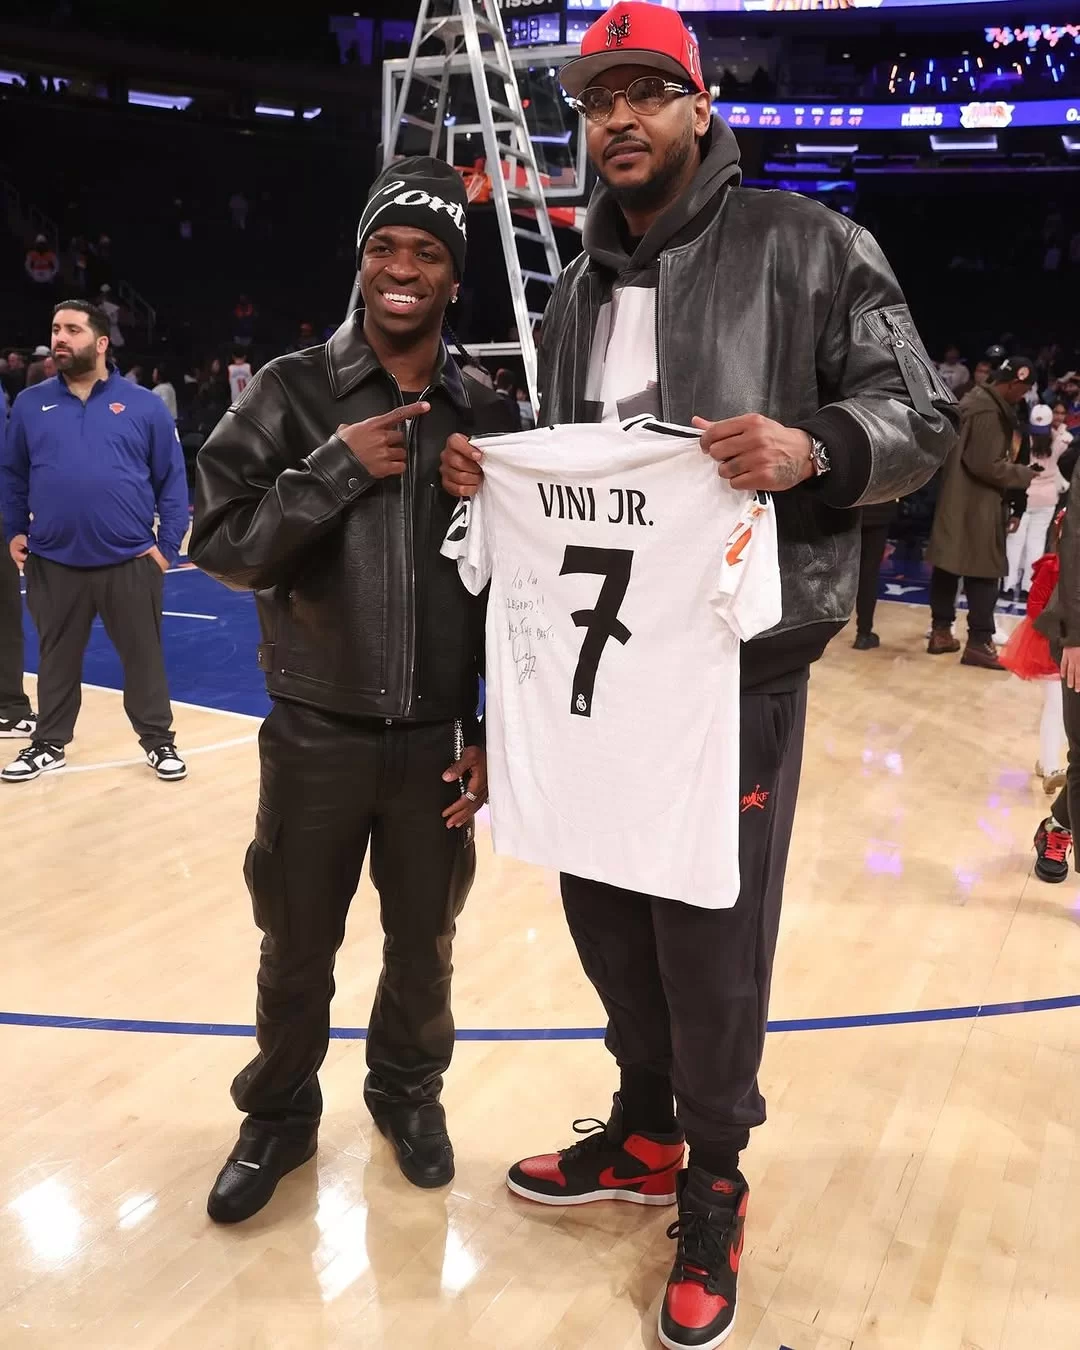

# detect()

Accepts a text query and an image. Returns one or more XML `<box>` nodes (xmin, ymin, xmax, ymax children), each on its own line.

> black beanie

<box><xmin>356</xmin><ymin>156</ymin><xmax>468</xmax><ymax>278</ymax></box>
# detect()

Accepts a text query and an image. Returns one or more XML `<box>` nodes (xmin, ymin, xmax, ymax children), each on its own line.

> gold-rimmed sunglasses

<box><xmin>571</xmin><ymin>76</ymin><xmax>696</xmax><ymax>125</ymax></box>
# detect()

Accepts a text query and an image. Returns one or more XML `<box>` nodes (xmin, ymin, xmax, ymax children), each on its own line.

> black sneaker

<box><xmin>1034</xmin><ymin>818</ymin><xmax>1072</xmax><ymax>883</ymax></box>
<box><xmin>853</xmin><ymin>632</ymin><xmax>880</xmax><ymax>651</ymax></box>
<box><xmin>146</xmin><ymin>744</ymin><xmax>187</xmax><ymax>781</ymax></box>
<box><xmin>1</xmin><ymin>741</ymin><xmax>65</xmax><ymax>782</ymax></box>
<box><xmin>659</xmin><ymin>1168</ymin><xmax>749</xmax><ymax>1350</ymax></box>
<box><xmin>506</xmin><ymin>1094</ymin><xmax>684</xmax><ymax>1207</ymax></box>
<box><xmin>0</xmin><ymin>713</ymin><xmax>36</xmax><ymax>739</ymax></box>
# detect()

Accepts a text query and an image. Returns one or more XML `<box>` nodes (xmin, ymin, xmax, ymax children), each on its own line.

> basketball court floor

<box><xmin>3</xmin><ymin>565</ymin><xmax>1080</xmax><ymax>1350</ymax></box>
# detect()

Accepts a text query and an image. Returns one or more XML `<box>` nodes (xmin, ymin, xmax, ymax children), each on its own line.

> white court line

<box><xmin>60</xmin><ymin>733</ymin><xmax>258</xmax><ymax>775</ymax></box>
<box><xmin>23</xmin><ymin>677</ymin><xmax>265</xmax><ymax>725</ymax></box>
<box><xmin>162</xmin><ymin>611</ymin><xmax>218</xmax><ymax>621</ymax></box>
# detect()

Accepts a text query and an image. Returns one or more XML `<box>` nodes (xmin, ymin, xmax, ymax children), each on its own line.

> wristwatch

<box><xmin>809</xmin><ymin>436</ymin><xmax>831</xmax><ymax>477</ymax></box>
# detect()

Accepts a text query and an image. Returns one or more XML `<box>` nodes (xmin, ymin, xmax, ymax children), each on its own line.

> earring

<box><xmin>451</xmin><ymin>292</ymin><xmax>459</xmax><ymax>304</ymax></box>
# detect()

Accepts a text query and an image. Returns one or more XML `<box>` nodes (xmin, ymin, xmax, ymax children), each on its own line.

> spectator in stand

<box><xmin>1053</xmin><ymin>401</ymin><xmax>1076</xmax><ymax>454</ymax></box>
<box><xmin>93</xmin><ymin>234</ymin><xmax>114</xmax><ymax>286</ymax></box>
<box><xmin>2</xmin><ymin>352</ymin><xmax>27</xmax><ymax>406</ymax></box>
<box><xmin>195</xmin><ymin>358</ymin><xmax>230</xmax><ymax>434</ymax></box>
<box><xmin>152</xmin><ymin>366</ymin><xmax>178</xmax><ymax>422</ymax></box>
<box><xmin>227</xmin><ymin>351</ymin><xmax>252</xmax><ymax>405</ymax></box>
<box><xmin>972</xmin><ymin>358</ymin><xmax>993</xmax><ymax>387</ymax></box>
<box><xmin>24</xmin><ymin>235</ymin><xmax>59</xmax><ymax>288</ymax></box>
<box><xmin>70</xmin><ymin>236</ymin><xmax>90</xmax><ymax>293</ymax></box>
<box><xmin>125</xmin><ymin>363</ymin><xmax>144</xmax><ymax>387</ymax></box>
<box><xmin>228</xmin><ymin>191</ymin><xmax>249</xmax><ymax>231</ymax></box>
<box><xmin>96</xmin><ymin>285</ymin><xmax>125</xmax><ymax>350</ymax></box>
<box><xmin>1056</xmin><ymin>373</ymin><xmax>1080</xmax><ymax>433</ymax></box>
<box><xmin>516</xmin><ymin>383</ymin><xmax>535</xmax><ymax>430</ymax></box>
<box><xmin>937</xmin><ymin>344</ymin><xmax>970</xmax><ymax>396</ymax></box>
<box><xmin>284</xmin><ymin>321</ymin><xmax>315</xmax><ymax>354</ymax></box>
<box><xmin>493</xmin><ymin>368</ymin><xmax>522</xmax><ymax>429</ymax></box>
<box><xmin>25</xmin><ymin>346</ymin><xmax>54</xmax><ymax>387</ymax></box>
<box><xmin>232</xmin><ymin>295</ymin><xmax>255</xmax><ymax>348</ymax></box>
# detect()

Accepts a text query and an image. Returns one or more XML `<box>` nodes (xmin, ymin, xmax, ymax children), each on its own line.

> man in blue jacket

<box><xmin>0</xmin><ymin>300</ymin><xmax>189</xmax><ymax>782</ymax></box>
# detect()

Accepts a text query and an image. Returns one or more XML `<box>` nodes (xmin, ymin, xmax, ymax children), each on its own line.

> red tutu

<box><xmin>1000</xmin><ymin>616</ymin><xmax>1059</xmax><ymax>679</ymax></box>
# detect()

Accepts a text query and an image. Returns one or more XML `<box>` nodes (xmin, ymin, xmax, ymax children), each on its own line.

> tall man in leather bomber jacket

<box><xmin>190</xmin><ymin>158</ymin><xmax>518</xmax><ymax>1224</ymax></box>
<box><xmin>441</xmin><ymin>7</ymin><xmax>959</xmax><ymax>1348</ymax></box>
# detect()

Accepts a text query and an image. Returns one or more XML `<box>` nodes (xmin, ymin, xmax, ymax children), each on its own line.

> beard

<box><xmin>597</xmin><ymin>120</ymin><xmax>696</xmax><ymax>216</ymax></box>
<box><xmin>53</xmin><ymin>344</ymin><xmax>97</xmax><ymax>377</ymax></box>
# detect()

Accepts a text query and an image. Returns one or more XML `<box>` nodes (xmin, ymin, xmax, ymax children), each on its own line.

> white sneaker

<box><xmin>1</xmin><ymin>742</ymin><xmax>65</xmax><ymax>782</ymax></box>
<box><xmin>0</xmin><ymin>714</ymin><xmax>36</xmax><ymax>739</ymax></box>
<box><xmin>146</xmin><ymin>744</ymin><xmax>187</xmax><ymax>781</ymax></box>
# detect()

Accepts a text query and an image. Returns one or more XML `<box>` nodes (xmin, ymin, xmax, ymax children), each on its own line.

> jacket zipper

<box><xmin>394</xmin><ymin>377</ymin><xmax>431</xmax><ymax>718</ymax></box>
<box><xmin>880</xmin><ymin>312</ymin><xmax>935</xmax><ymax>416</ymax></box>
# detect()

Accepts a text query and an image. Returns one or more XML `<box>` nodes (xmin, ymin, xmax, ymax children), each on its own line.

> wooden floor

<box><xmin>4</xmin><ymin>601</ymin><xmax>1080</xmax><ymax>1350</ymax></box>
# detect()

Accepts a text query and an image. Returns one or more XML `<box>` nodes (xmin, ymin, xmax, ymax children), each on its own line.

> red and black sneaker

<box><xmin>658</xmin><ymin>1167</ymin><xmax>749</xmax><ymax>1350</ymax></box>
<box><xmin>506</xmin><ymin>1094</ymin><xmax>684</xmax><ymax>1207</ymax></box>
<box><xmin>1035</xmin><ymin>817</ymin><xmax>1072</xmax><ymax>883</ymax></box>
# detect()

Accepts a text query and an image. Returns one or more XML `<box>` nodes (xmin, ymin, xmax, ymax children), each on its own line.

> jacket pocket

<box><xmin>865</xmin><ymin>305</ymin><xmax>943</xmax><ymax>417</ymax></box>
<box><xmin>244</xmin><ymin>801</ymin><xmax>287</xmax><ymax>941</ymax></box>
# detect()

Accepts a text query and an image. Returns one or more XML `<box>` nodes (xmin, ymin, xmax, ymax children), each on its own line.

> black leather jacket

<box><xmin>538</xmin><ymin>119</ymin><xmax>959</xmax><ymax>680</ymax></box>
<box><xmin>189</xmin><ymin>319</ymin><xmax>518</xmax><ymax>721</ymax></box>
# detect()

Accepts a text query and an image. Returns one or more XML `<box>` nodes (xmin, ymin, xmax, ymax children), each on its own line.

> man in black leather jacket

<box><xmin>442</xmin><ymin>7</ymin><xmax>958</xmax><ymax>1347</ymax></box>
<box><xmin>189</xmin><ymin>157</ymin><xmax>518</xmax><ymax>1223</ymax></box>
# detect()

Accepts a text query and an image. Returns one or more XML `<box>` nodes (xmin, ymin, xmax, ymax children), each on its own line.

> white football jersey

<box><xmin>441</xmin><ymin>416</ymin><xmax>782</xmax><ymax>909</ymax></box>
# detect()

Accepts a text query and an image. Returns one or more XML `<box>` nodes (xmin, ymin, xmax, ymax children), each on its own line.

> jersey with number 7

<box><xmin>440</xmin><ymin>415</ymin><xmax>782</xmax><ymax>909</ymax></box>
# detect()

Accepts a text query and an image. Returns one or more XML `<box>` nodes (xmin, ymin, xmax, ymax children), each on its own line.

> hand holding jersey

<box><xmin>441</xmin><ymin>411</ymin><xmax>817</xmax><ymax>498</ymax></box>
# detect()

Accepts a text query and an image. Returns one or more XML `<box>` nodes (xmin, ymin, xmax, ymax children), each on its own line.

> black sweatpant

<box><xmin>929</xmin><ymin>567</ymin><xmax>998</xmax><ymax>646</ymax></box>
<box><xmin>24</xmin><ymin>553</ymin><xmax>175</xmax><ymax>750</ymax></box>
<box><xmin>0</xmin><ymin>531</ymin><xmax>32</xmax><ymax>721</ymax></box>
<box><xmin>856</xmin><ymin>524</ymin><xmax>890</xmax><ymax>636</ymax></box>
<box><xmin>560</xmin><ymin>686</ymin><xmax>807</xmax><ymax>1156</ymax></box>
<box><xmin>1049</xmin><ymin>677</ymin><xmax>1080</xmax><ymax>839</ymax></box>
<box><xmin>230</xmin><ymin>700</ymin><xmax>476</xmax><ymax>1139</ymax></box>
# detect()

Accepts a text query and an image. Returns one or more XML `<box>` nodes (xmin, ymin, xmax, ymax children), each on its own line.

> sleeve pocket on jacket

<box><xmin>253</xmin><ymin>800</ymin><xmax>282</xmax><ymax>852</ymax></box>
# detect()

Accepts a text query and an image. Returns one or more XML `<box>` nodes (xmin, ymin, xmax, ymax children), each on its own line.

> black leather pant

<box><xmin>230</xmin><ymin>699</ymin><xmax>476</xmax><ymax>1139</ymax></box>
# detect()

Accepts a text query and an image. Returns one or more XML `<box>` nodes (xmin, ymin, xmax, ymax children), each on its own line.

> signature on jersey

<box><xmin>512</xmin><ymin>631</ymin><xmax>537</xmax><ymax>683</ymax></box>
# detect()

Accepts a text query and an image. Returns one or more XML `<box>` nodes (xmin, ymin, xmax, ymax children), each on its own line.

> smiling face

<box><xmin>584</xmin><ymin>63</ymin><xmax>711</xmax><ymax>217</ymax></box>
<box><xmin>359</xmin><ymin>225</ymin><xmax>457</xmax><ymax>345</ymax></box>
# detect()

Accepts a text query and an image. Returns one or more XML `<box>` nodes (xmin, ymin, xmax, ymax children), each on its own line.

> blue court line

<box><xmin>4</xmin><ymin>992</ymin><xmax>1080</xmax><ymax>1041</ymax></box>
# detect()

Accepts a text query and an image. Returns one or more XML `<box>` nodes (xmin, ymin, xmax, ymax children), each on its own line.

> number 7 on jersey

<box><xmin>560</xmin><ymin>545</ymin><xmax>634</xmax><ymax>717</ymax></box>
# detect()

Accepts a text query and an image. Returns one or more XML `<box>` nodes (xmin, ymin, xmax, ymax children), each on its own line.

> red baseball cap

<box><xmin>560</xmin><ymin>2</ymin><xmax>706</xmax><ymax>99</ymax></box>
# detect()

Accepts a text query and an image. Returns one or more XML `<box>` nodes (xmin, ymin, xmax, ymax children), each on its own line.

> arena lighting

<box><xmin>795</xmin><ymin>143</ymin><xmax>859</xmax><ymax>154</ymax></box>
<box><xmin>0</xmin><ymin>69</ymin><xmax>26</xmax><ymax>84</ymax></box>
<box><xmin>128</xmin><ymin>91</ymin><xmax>193</xmax><ymax>110</ymax></box>
<box><xmin>1063</xmin><ymin>134</ymin><xmax>1080</xmax><ymax>152</ymax></box>
<box><xmin>255</xmin><ymin>104</ymin><xmax>295</xmax><ymax>117</ymax></box>
<box><xmin>929</xmin><ymin>133</ymin><xmax>998</xmax><ymax>151</ymax></box>
<box><xmin>302</xmin><ymin>107</ymin><xmax>322</xmax><ymax>119</ymax></box>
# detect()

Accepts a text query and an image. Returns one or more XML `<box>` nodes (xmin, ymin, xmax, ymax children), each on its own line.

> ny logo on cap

<box><xmin>605</xmin><ymin>14</ymin><xmax>631</xmax><ymax>48</ymax></box>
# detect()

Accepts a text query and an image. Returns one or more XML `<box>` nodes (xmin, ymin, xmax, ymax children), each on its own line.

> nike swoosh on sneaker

<box><xmin>597</xmin><ymin>1165</ymin><xmax>671</xmax><ymax>1188</ymax></box>
<box><xmin>41</xmin><ymin>404</ymin><xmax>59</xmax><ymax>411</ymax></box>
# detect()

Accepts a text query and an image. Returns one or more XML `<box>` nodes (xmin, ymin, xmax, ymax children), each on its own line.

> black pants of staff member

<box><xmin>1049</xmin><ymin>679</ymin><xmax>1080</xmax><ymax>849</ymax></box>
<box><xmin>0</xmin><ymin>531</ymin><xmax>33</xmax><ymax>722</ymax></box>
<box><xmin>230</xmin><ymin>701</ymin><xmax>476</xmax><ymax>1142</ymax></box>
<box><xmin>929</xmin><ymin>567</ymin><xmax>998</xmax><ymax>646</ymax></box>
<box><xmin>560</xmin><ymin>685</ymin><xmax>807</xmax><ymax>1161</ymax></box>
<box><xmin>24</xmin><ymin>553</ymin><xmax>175</xmax><ymax>750</ymax></box>
<box><xmin>856</xmin><ymin>524</ymin><xmax>891</xmax><ymax>637</ymax></box>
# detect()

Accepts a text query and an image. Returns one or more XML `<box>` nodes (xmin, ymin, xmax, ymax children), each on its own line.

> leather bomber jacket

<box><xmin>537</xmin><ymin>183</ymin><xmax>961</xmax><ymax>648</ymax></box>
<box><xmin>189</xmin><ymin>318</ymin><xmax>519</xmax><ymax>721</ymax></box>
